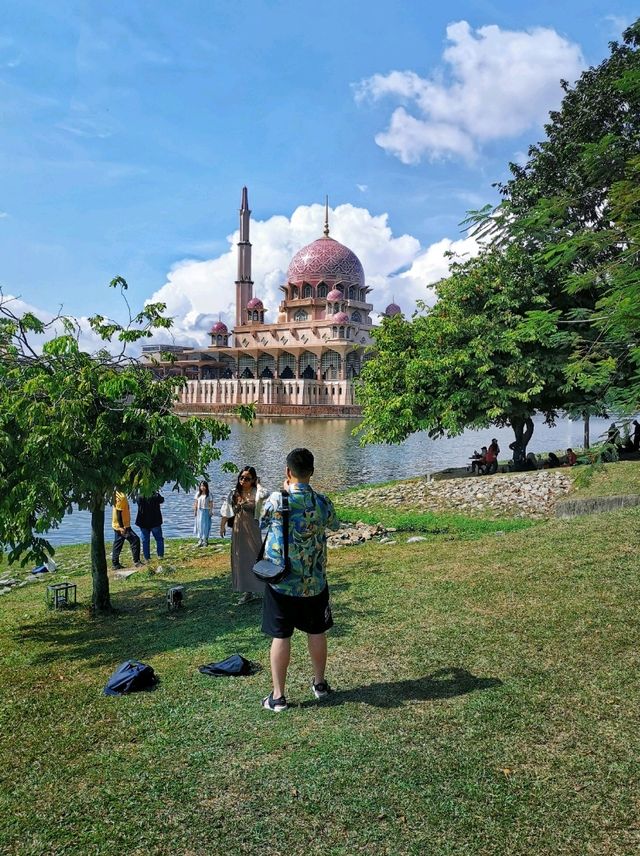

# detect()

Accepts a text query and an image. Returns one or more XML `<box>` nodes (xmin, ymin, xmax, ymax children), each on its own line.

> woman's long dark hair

<box><xmin>232</xmin><ymin>466</ymin><xmax>257</xmax><ymax>508</ymax></box>
<box><xmin>198</xmin><ymin>480</ymin><xmax>210</xmax><ymax>496</ymax></box>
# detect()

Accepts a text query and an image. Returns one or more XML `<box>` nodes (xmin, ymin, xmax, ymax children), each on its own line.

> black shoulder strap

<box><xmin>255</xmin><ymin>491</ymin><xmax>290</xmax><ymax>567</ymax></box>
<box><xmin>281</xmin><ymin>490</ymin><xmax>290</xmax><ymax>570</ymax></box>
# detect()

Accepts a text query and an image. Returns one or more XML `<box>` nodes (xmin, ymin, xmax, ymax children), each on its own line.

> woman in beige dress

<box><xmin>220</xmin><ymin>467</ymin><xmax>270</xmax><ymax>605</ymax></box>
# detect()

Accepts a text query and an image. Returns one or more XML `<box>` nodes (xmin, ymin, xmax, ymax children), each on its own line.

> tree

<box><xmin>357</xmin><ymin>243</ymin><xmax>574</xmax><ymax>461</ymax></box>
<box><xmin>0</xmin><ymin>280</ymin><xmax>232</xmax><ymax>613</ymax></box>
<box><xmin>479</xmin><ymin>20</ymin><xmax>640</xmax><ymax>431</ymax></box>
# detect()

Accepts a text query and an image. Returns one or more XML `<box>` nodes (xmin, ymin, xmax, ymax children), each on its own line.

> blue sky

<box><xmin>1</xmin><ymin>0</ymin><xmax>637</xmax><ymax>344</ymax></box>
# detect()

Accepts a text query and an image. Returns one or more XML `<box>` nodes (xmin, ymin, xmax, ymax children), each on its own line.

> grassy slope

<box><xmin>570</xmin><ymin>460</ymin><xmax>640</xmax><ymax>499</ymax></box>
<box><xmin>1</xmin><ymin>506</ymin><xmax>639</xmax><ymax>856</ymax></box>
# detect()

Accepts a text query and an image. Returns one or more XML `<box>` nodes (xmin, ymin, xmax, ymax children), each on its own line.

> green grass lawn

<box><xmin>1</xmin><ymin>508</ymin><xmax>639</xmax><ymax>855</ymax></box>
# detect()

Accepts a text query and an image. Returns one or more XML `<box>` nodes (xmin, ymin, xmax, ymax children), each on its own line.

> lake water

<box><xmin>46</xmin><ymin>414</ymin><xmax>611</xmax><ymax>546</ymax></box>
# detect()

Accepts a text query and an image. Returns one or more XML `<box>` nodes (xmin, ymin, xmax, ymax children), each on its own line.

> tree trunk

<box><xmin>509</xmin><ymin>416</ymin><xmax>535</xmax><ymax>468</ymax></box>
<box><xmin>90</xmin><ymin>501</ymin><xmax>112</xmax><ymax>613</ymax></box>
<box><xmin>583</xmin><ymin>411</ymin><xmax>590</xmax><ymax>450</ymax></box>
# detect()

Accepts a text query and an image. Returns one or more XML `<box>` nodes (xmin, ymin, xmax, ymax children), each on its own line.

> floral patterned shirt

<box><xmin>260</xmin><ymin>484</ymin><xmax>339</xmax><ymax>597</ymax></box>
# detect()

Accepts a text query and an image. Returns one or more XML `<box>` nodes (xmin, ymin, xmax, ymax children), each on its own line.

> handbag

<box><xmin>253</xmin><ymin>491</ymin><xmax>291</xmax><ymax>584</ymax></box>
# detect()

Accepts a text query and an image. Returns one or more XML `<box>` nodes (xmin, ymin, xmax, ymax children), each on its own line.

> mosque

<box><xmin>143</xmin><ymin>187</ymin><xmax>401</xmax><ymax>416</ymax></box>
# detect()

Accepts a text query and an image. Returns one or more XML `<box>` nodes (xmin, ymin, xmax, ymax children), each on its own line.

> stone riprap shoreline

<box><xmin>337</xmin><ymin>469</ymin><xmax>574</xmax><ymax>519</ymax></box>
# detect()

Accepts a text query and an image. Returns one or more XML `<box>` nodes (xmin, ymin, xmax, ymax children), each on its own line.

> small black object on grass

<box><xmin>167</xmin><ymin>585</ymin><xmax>185</xmax><ymax>611</ymax></box>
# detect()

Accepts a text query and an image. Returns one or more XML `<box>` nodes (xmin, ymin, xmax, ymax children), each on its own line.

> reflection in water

<box><xmin>47</xmin><ymin>414</ymin><xmax>610</xmax><ymax>546</ymax></box>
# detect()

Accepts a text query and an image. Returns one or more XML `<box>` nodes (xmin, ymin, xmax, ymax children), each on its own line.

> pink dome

<box><xmin>326</xmin><ymin>289</ymin><xmax>343</xmax><ymax>302</ymax></box>
<box><xmin>247</xmin><ymin>297</ymin><xmax>263</xmax><ymax>310</ymax></box>
<box><xmin>332</xmin><ymin>312</ymin><xmax>350</xmax><ymax>324</ymax></box>
<box><xmin>385</xmin><ymin>303</ymin><xmax>401</xmax><ymax>316</ymax></box>
<box><xmin>287</xmin><ymin>237</ymin><xmax>364</xmax><ymax>289</ymax></box>
<box><xmin>210</xmin><ymin>321</ymin><xmax>228</xmax><ymax>334</ymax></box>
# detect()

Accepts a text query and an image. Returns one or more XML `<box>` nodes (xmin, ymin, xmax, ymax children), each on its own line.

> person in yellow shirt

<box><xmin>111</xmin><ymin>490</ymin><xmax>143</xmax><ymax>571</ymax></box>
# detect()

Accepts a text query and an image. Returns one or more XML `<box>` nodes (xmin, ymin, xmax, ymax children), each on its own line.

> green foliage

<box><xmin>0</xmin><ymin>284</ymin><xmax>232</xmax><ymax>611</ymax></box>
<box><xmin>357</xmin><ymin>243</ymin><xmax>571</xmax><ymax>448</ymax></box>
<box><xmin>490</xmin><ymin>20</ymin><xmax>640</xmax><ymax>414</ymax></box>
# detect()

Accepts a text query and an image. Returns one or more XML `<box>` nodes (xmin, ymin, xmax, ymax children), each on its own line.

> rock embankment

<box><xmin>327</xmin><ymin>522</ymin><xmax>388</xmax><ymax>548</ymax></box>
<box><xmin>340</xmin><ymin>470</ymin><xmax>573</xmax><ymax>518</ymax></box>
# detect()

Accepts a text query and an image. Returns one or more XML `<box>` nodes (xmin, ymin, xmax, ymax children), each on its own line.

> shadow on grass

<box><xmin>299</xmin><ymin>667</ymin><xmax>502</xmax><ymax>709</ymax></box>
<box><xmin>14</xmin><ymin>575</ymin><xmax>360</xmax><ymax>668</ymax></box>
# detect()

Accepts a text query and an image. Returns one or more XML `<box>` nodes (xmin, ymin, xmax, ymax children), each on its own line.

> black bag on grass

<box><xmin>198</xmin><ymin>654</ymin><xmax>261</xmax><ymax>677</ymax></box>
<box><xmin>104</xmin><ymin>660</ymin><xmax>159</xmax><ymax>696</ymax></box>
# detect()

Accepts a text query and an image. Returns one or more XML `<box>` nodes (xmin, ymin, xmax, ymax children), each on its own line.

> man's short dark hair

<box><xmin>287</xmin><ymin>448</ymin><xmax>314</xmax><ymax>478</ymax></box>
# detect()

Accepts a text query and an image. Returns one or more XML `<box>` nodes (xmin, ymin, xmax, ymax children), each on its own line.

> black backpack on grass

<box><xmin>198</xmin><ymin>654</ymin><xmax>261</xmax><ymax>677</ymax></box>
<box><xmin>103</xmin><ymin>660</ymin><xmax>158</xmax><ymax>696</ymax></box>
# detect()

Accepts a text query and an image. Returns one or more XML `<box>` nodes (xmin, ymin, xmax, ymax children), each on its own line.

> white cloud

<box><xmin>356</xmin><ymin>184</ymin><xmax>368</xmax><ymax>192</ymax></box>
<box><xmin>0</xmin><ymin>293</ymin><xmax>119</xmax><ymax>355</ymax></box>
<box><xmin>148</xmin><ymin>202</ymin><xmax>479</xmax><ymax>344</ymax></box>
<box><xmin>354</xmin><ymin>20</ymin><xmax>584</xmax><ymax>163</ymax></box>
<box><xmin>388</xmin><ymin>236</ymin><xmax>480</xmax><ymax>310</ymax></box>
<box><xmin>0</xmin><ymin>211</ymin><xmax>8</xmax><ymax>219</ymax></box>
<box><xmin>603</xmin><ymin>15</ymin><xmax>632</xmax><ymax>37</ymax></box>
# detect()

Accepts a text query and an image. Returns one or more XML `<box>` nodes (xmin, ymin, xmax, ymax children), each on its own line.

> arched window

<box><xmin>359</xmin><ymin>288</ymin><xmax>366</xmax><ymax>301</ymax></box>
<box><xmin>351</xmin><ymin>311</ymin><xmax>362</xmax><ymax>323</ymax></box>
<box><xmin>339</xmin><ymin>326</ymin><xmax>345</xmax><ymax>339</ymax></box>
<box><xmin>317</xmin><ymin>283</ymin><xmax>327</xmax><ymax>298</ymax></box>
<box><xmin>278</xmin><ymin>352</ymin><xmax>296</xmax><ymax>378</ymax></box>
<box><xmin>302</xmin><ymin>284</ymin><xmax>312</xmax><ymax>299</ymax></box>
<box><xmin>321</xmin><ymin>350</ymin><xmax>341</xmax><ymax>380</ymax></box>
<box><xmin>292</xmin><ymin>285</ymin><xmax>299</xmax><ymax>299</ymax></box>
<box><xmin>300</xmin><ymin>351</ymin><xmax>317</xmax><ymax>379</ymax></box>
<box><xmin>258</xmin><ymin>353</ymin><xmax>276</xmax><ymax>378</ymax></box>
<box><xmin>348</xmin><ymin>286</ymin><xmax>355</xmax><ymax>300</ymax></box>
<box><xmin>332</xmin><ymin>326</ymin><xmax>338</xmax><ymax>338</ymax></box>
<box><xmin>346</xmin><ymin>352</ymin><xmax>361</xmax><ymax>378</ymax></box>
<box><xmin>294</xmin><ymin>309</ymin><xmax>308</xmax><ymax>321</ymax></box>
<box><xmin>239</xmin><ymin>355</ymin><xmax>256</xmax><ymax>379</ymax></box>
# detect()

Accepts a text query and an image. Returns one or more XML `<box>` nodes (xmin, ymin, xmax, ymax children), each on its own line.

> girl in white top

<box><xmin>193</xmin><ymin>480</ymin><xmax>213</xmax><ymax>546</ymax></box>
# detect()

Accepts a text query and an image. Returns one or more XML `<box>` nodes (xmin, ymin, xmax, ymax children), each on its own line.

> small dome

<box><xmin>332</xmin><ymin>312</ymin><xmax>350</xmax><ymax>324</ymax></box>
<box><xmin>385</xmin><ymin>303</ymin><xmax>401</xmax><ymax>316</ymax></box>
<box><xmin>210</xmin><ymin>320</ymin><xmax>228</xmax><ymax>334</ymax></box>
<box><xmin>326</xmin><ymin>289</ymin><xmax>343</xmax><ymax>302</ymax></box>
<box><xmin>247</xmin><ymin>297</ymin><xmax>263</xmax><ymax>310</ymax></box>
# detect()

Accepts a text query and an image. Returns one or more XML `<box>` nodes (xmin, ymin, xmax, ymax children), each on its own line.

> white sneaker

<box><xmin>311</xmin><ymin>679</ymin><xmax>332</xmax><ymax>700</ymax></box>
<box><xmin>261</xmin><ymin>692</ymin><xmax>288</xmax><ymax>712</ymax></box>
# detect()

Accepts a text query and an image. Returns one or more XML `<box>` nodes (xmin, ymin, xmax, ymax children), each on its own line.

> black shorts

<box><xmin>262</xmin><ymin>584</ymin><xmax>333</xmax><ymax>639</ymax></box>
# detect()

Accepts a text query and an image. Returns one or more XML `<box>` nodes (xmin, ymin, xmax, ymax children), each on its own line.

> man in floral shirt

<box><xmin>260</xmin><ymin>448</ymin><xmax>339</xmax><ymax>712</ymax></box>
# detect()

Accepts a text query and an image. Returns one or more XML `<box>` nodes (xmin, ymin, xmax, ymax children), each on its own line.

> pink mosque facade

<box><xmin>143</xmin><ymin>188</ymin><xmax>401</xmax><ymax>417</ymax></box>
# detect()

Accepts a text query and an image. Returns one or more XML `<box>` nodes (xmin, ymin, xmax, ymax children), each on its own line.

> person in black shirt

<box><xmin>135</xmin><ymin>492</ymin><xmax>165</xmax><ymax>569</ymax></box>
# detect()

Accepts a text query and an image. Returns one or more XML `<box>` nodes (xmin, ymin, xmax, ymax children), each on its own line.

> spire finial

<box><xmin>323</xmin><ymin>195</ymin><xmax>330</xmax><ymax>238</ymax></box>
